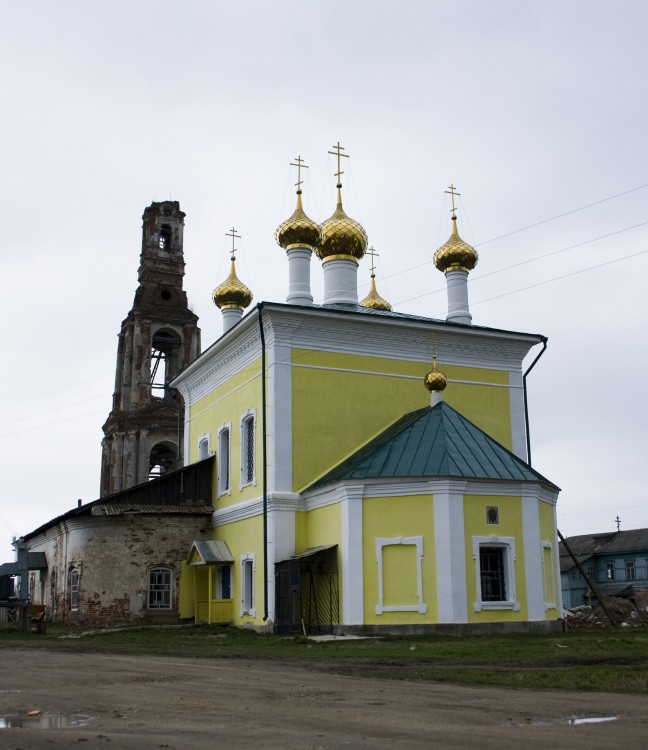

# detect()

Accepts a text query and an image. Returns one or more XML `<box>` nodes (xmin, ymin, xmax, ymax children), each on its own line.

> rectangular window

<box><xmin>480</xmin><ymin>547</ymin><xmax>506</xmax><ymax>601</ymax></box>
<box><xmin>240</xmin><ymin>412</ymin><xmax>255</xmax><ymax>487</ymax></box>
<box><xmin>241</xmin><ymin>555</ymin><xmax>255</xmax><ymax>616</ymax></box>
<box><xmin>606</xmin><ymin>562</ymin><xmax>615</xmax><ymax>581</ymax></box>
<box><xmin>586</xmin><ymin>564</ymin><xmax>596</xmax><ymax>582</ymax></box>
<box><xmin>218</xmin><ymin>426</ymin><xmax>231</xmax><ymax>495</ymax></box>
<box><xmin>69</xmin><ymin>569</ymin><xmax>79</xmax><ymax>611</ymax></box>
<box><xmin>625</xmin><ymin>560</ymin><xmax>635</xmax><ymax>581</ymax></box>
<box><xmin>472</xmin><ymin>536</ymin><xmax>519</xmax><ymax>612</ymax></box>
<box><xmin>148</xmin><ymin>567</ymin><xmax>172</xmax><ymax>609</ymax></box>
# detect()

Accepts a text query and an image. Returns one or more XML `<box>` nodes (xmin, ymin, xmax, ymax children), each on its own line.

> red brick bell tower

<box><xmin>100</xmin><ymin>201</ymin><xmax>201</xmax><ymax>497</ymax></box>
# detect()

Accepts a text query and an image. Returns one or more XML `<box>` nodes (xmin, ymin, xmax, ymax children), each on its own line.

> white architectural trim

<box><xmin>341</xmin><ymin>487</ymin><xmax>364</xmax><ymax>624</ymax></box>
<box><xmin>268</xmin><ymin>340</ymin><xmax>293</xmax><ymax>493</ymax></box>
<box><xmin>240</xmin><ymin>552</ymin><xmax>256</xmax><ymax>617</ymax></box>
<box><xmin>217</xmin><ymin>422</ymin><xmax>232</xmax><ymax>498</ymax></box>
<box><xmin>508</xmin><ymin>369</ymin><xmax>527</xmax><ymax>460</ymax></box>
<box><xmin>522</xmin><ymin>495</ymin><xmax>545</xmax><ymax>621</ymax></box>
<box><xmin>541</xmin><ymin>541</ymin><xmax>558</xmax><ymax>612</ymax></box>
<box><xmin>471</xmin><ymin>535</ymin><xmax>519</xmax><ymax>612</ymax></box>
<box><xmin>375</xmin><ymin>536</ymin><xmax>427</xmax><ymax>615</ymax></box>
<box><xmin>434</xmin><ymin>490</ymin><xmax>468</xmax><ymax>623</ymax></box>
<box><xmin>198</xmin><ymin>433</ymin><xmax>211</xmax><ymax>461</ymax></box>
<box><xmin>239</xmin><ymin>409</ymin><xmax>256</xmax><ymax>489</ymax></box>
<box><xmin>212</xmin><ymin>493</ymin><xmax>301</xmax><ymax>527</ymax></box>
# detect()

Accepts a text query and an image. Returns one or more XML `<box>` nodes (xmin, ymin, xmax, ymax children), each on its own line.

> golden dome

<box><xmin>318</xmin><ymin>186</ymin><xmax>368</xmax><ymax>261</ymax></box>
<box><xmin>275</xmin><ymin>190</ymin><xmax>321</xmax><ymax>250</ymax></box>
<box><xmin>213</xmin><ymin>258</ymin><xmax>253</xmax><ymax>310</ymax></box>
<box><xmin>360</xmin><ymin>275</ymin><xmax>392</xmax><ymax>311</ymax></box>
<box><xmin>424</xmin><ymin>356</ymin><xmax>448</xmax><ymax>393</ymax></box>
<box><xmin>434</xmin><ymin>216</ymin><xmax>478</xmax><ymax>273</ymax></box>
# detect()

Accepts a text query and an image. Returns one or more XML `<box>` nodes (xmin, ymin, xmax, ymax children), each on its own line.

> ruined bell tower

<box><xmin>100</xmin><ymin>201</ymin><xmax>201</xmax><ymax>497</ymax></box>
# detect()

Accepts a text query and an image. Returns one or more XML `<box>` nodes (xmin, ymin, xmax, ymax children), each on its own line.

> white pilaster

<box><xmin>286</xmin><ymin>246</ymin><xmax>313</xmax><ymax>305</ymax></box>
<box><xmin>322</xmin><ymin>257</ymin><xmax>359</xmax><ymax>305</ymax></box>
<box><xmin>340</xmin><ymin>486</ymin><xmax>364</xmax><ymax>624</ymax></box>
<box><xmin>445</xmin><ymin>270</ymin><xmax>472</xmax><ymax>325</ymax></box>
<box><xmin>509</xmin><ymin>369</ymin><xmax>527</xmax><ymax>460</ymax></box>
<box><xmin>433</xmin><ymin>484</ymin><xmax>468</xmax><ymax>623</ymax></box>
<box><xmin>522</xmin><ymin>494</ymin><xmax>545</xmax><ymax>621</ymax></box>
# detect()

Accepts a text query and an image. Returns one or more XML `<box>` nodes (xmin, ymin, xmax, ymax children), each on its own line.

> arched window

<box><xmin>148</xmin><ymin>567</ymin><xmax>173</xmax><ymax>609</ymax></box>
<box><xmin>218</xmin><ymin>425</ymin><xmax>231</xmax><ymax>495</ymax></box>
<box><xmin>149</xmin><ymin>442</ymin><xmax>178</xmax><ymax>480</ymax></box>
<box><xmin>159</xmin><ymin>224</ymin><xmax>172</xmax><ymax>251</ymax></box>
<box><xmin>240</xmin><ymin>411</ymin><xmax>255</xmax><ymax>487</ymax></box>
<box><xmin>198</xmin><ymin>435</ymin><xmax>210</xmax><ymax>461</ymax></box>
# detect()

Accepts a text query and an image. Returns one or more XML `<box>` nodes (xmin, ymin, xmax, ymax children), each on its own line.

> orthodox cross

<box><xmin>328</xmin><ymin>141</ymin><xmax>349</xmax><ymax>186</ymax></box>
<box><xmin>445</xmin><ymin>183</ymin><xmax>460</xmax><ymax>216</ymax></box>
<box><xmin>615</xmin><ymin>515</ymin><xmax>621</xmax><ymax>531</ymax></box>
<box><xmin>367</xmin><ymin>246</ymin><xmax>379</xmax><ymax>277</ymax></box>
<box><xmin>290</xmin><ymin>155</ymin><xmax>308</xmax><ymax>192</ymax></box>
<box><xmin>226</xmin><ymin>227</ymin><xmax>241</xmax><ymax>260</ymax></box>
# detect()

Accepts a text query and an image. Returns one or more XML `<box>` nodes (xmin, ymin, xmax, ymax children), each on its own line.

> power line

<box><xmin>0</xmin><ymin>371</ymin><xmax>113</xmax><ymax>411</ymax></box>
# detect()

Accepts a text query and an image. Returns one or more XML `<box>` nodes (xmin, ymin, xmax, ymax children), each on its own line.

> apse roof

<box><xmin>306</xmin><ymin>401</ymin><xmax>558</xmax><ymax>492</ymax></box>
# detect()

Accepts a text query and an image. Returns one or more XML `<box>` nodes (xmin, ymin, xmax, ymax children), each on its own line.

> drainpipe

<box><xmin>258</xmin><ymin>304</ymin><xmax>269</xmax><ymax>621</ymax></box>
<box><xmin>522</xmin><ymin>337</ymin><xmax>547</xmax><ymax>466</ymax></box>
<box><xmin>165</xmin><ymin>388</ymin><xmax>184</xmax><ymax>465</ymax></box>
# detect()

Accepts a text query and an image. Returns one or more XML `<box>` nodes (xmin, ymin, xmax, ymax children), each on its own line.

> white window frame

<box><xmin>375</xmin><ymin>536</ymin><xmax>426</xmax><ymax>615</ymax></box>
<box><xmin>472</xmin><ymin>536</ymin><xmax>519</xmax><ymax>612</ymax></box>
<box><xmin>541</xmin><ymin>541</ymin><xmax>557</xmax><ymax>612</ymax></box>
<box><xmin>217</xmin><ymin>423</ymin><xmax>232</xmax><ymax>497</ymax></box>
<box><xmin>240</xmin><ymin>553</ymin><xmax>256</xmax><ymax>617</ymax></box>
<box><xmin>198</xmin><ymin>433</ymin><xmax>211</xmax><ymax>461</ymax></box>
<box><xmin>239</xmin><ymin>409</ymin><xmax>256</xmax><ymax>489</ymax></box>
<box><xmin>147</xmin><ymin>566</ymin><xmax>173</xmax><ymax>610</ymax></box>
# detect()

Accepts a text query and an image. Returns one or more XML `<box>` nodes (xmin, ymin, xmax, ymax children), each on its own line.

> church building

<box><xmin>174</xmin><ymin>147</ymin><xmax>562</xmax><ymax>635</ymax></box>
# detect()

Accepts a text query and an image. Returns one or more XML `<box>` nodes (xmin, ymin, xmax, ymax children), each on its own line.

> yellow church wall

<box><xmin>291</xmin><ymin>348</ymin><xmax>512</xmax><ymax>492</ymax></box>
<box><xmin>362</xmin><ymin>495</ymin><xmax>437</xmax><ymax>624</ymax></box>
<box><xmin>187</xmin><ymin>359</ymin><xmax>262</xmax><ymax>508</ymax></box>
<box><xmin>213</xmin><ymin>515</ymin><xmax>264</xmax><ymax>626</ymax></box>
<box><xmin>463</xmin><ymin>495</ymin><xmax>528</xmax><ymax>623</ymax></box>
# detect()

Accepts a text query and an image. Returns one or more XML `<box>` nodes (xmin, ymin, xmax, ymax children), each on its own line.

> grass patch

<box><xmin>1</xmin><ymin>623</ymin><xmax>647</xmax><ymax>693</ymax></box>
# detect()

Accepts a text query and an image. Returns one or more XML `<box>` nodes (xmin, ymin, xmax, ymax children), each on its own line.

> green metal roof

<box><xmin>306</xmin><ymin>402</ymin><xmax>558</xmax><ymax>491</ymax></box>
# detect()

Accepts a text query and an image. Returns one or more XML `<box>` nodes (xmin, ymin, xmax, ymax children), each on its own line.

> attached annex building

<box><xmin>174</xmin><ymin>161</ymin><xmax>562</xmax><ymax>634</ymax></box>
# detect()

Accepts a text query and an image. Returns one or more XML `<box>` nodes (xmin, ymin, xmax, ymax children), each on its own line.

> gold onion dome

<box><xmin>275</xmin><ymin>191</ymin><xmax>321</xmax><ymax>250</ymax></box>
<box><xmin>318</xmin><ymin>186</ymin><xmax>368</xmax><ymax>260</ymax></box>
<box><xmin>212</xmin><ymin>258</ymin><xmax>253</xmax><ymax>310</ymax></box>
<box><xmin>361</xmin><ymin>274</ymin><xmax>392</xmax><ymax>311</ymax></box>
<box><xmin>433</xmin><ymin>216</ymin><xmax>478</xmax><ymax>273</ymax></box>
<box><xmin>424</xmin><ymin>356</ymin><xmax>448</xmax><ymax>393</ymax></box>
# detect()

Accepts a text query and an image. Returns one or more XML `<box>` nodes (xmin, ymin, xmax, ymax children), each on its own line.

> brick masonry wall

<box><xmin>27</xmin><ymin>512</ymin><xmax>212</xmax><ymax>626</ymax></box>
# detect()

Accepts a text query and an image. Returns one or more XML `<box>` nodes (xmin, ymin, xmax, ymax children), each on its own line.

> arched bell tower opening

<box><xmin>100</xmin><ymin>201</ymin><xmax>201</xmax><ymax>497</ymax></box>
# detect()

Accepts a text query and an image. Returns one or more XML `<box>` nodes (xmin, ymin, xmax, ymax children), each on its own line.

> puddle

<box><xmin>513</xmin><ymin>715</ymin><xmax>618</xmax><ymax>727</ymax></box>
<box><xmin>0</xmin><ymin>713</ymin><xmax>94</xmax><ymax>729</ymax></box>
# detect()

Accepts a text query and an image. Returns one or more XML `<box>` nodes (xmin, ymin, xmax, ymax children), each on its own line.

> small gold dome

<box><xmin>213</xmin><ymin>258</ymin><xmax>253</xmax><ymax>310</ymax></box>
<box><xmin>360</xmin><ymin>275</ymin><xmax>392</xmax><ymax>312</ymax></box>
<box><xmin>424</xmin><ymin>356</ymin><xmax>448</xmax><ymax>393</ymax></box>
<box><xmin>434</xmin><ymin>216</ymin><xmax>478</xmax><ymax>273</ymax></box>
<box><xmin>275</xmin><ymin>191</ymin><xmax>321</xmax><ymax>250</ymax></box>
<box><xmin>318</xmin><ymin>187</ymin><xmax>368</xmax><ymax>261</ymax></box>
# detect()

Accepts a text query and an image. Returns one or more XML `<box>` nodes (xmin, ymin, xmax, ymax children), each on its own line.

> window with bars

<box><xmin>69</xmin><ymin>569</ymin><xmax>80</xmax><ymax>611</ymax></box>
<box><xmin>148</xmin><ymin>567</ymin><xmax>172</xmax><ymax>609</ymax></box>
<box><xmin>241</xmin><ymin>413</ymin><xmax>255</xmax><ymax>487</ymax></box>
<box><xmin>479</xmin><ymin>547</ymin><xmax>506</xmax><ymax>602</ymax></box>
<box><xmin>218</xmin><ymin>426</ymin><xmax>231</xmax><ymax>495</ymax></box>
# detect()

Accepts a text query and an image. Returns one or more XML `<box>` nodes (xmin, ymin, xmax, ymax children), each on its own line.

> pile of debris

<box><xmin>565</xmin><ymin>596</ymin><xmax>648</xmax><ymax>629</ymax></box>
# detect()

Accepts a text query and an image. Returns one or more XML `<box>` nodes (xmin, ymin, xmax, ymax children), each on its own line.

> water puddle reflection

<box><xmin>0</xmin><ymin>713</ymin><xmax>94</xmax><ymax>729</ymax></box>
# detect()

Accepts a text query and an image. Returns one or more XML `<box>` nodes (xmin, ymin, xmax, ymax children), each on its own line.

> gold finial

<box><xmin>360</xmin><ymin>246</ymin><xmax>392</xmax><ymax>311</ymax></box>
<box><xmin>226</xmin><ymin>227</ymin><xmax>241</xmax><ymax>260</ymax></box>
<box><xmin>445</xmin><ymin>184</ymin><xmax>461</xmax><ymax>216</ymax></box>
<box><xmin>290</xmin><ymin>155</ymin><xmax>308</xmax><ymax>193</ymax></box>
<box><xmin>424</xmin><ymin>353</ymin><xmax>448</xmax><ymax>393</ymax></box>
<box><xmin>328</xmin><ymin>141</ymin><xmax>349</xmax><ymax>187</ymax></box>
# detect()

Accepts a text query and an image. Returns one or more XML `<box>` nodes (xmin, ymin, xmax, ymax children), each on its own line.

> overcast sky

<box><xmin>1</xmin><ymin>1</ymin><xmax>646</xmax><ymax>560</ymax></box>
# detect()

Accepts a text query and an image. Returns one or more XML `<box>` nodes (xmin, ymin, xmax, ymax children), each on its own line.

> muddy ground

<box><xmin>0</xmin><ymin>649</ymin><xmax>646</xmax><ymax>749</ymax></box>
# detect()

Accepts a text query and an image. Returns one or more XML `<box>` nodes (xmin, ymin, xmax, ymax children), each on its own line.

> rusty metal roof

<box><xmin>307</xmin><ymin>402</ymin><xmax>557</xmax><ymax>491</ymax></box>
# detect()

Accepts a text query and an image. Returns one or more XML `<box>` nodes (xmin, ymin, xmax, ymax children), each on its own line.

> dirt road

<box><xmin>0</xmin><ymin>649</ymin><xmax>645</xmax><ymax>749</ymax></box>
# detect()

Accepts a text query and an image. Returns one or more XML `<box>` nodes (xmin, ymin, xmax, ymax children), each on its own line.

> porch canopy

<box><xmin>186</xmin><ymin>540</ymin><xmax>233</xmax><ymax>566</ymax></box>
